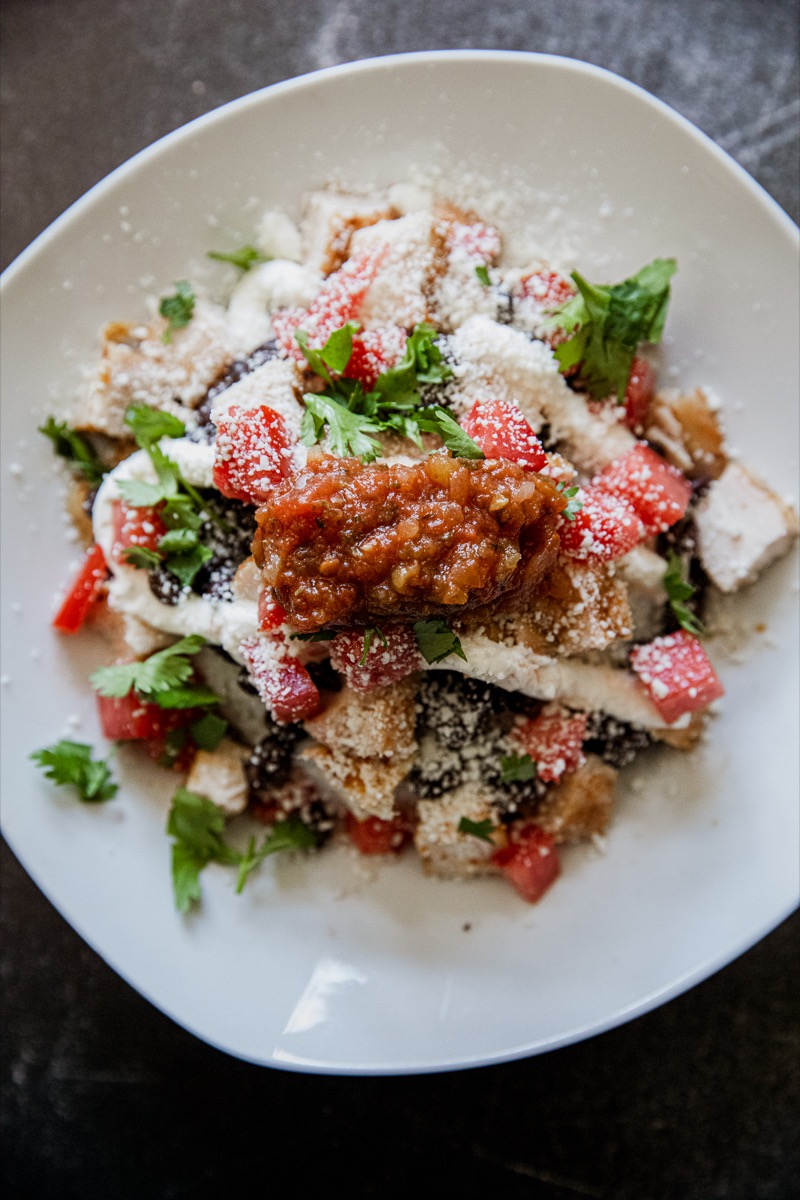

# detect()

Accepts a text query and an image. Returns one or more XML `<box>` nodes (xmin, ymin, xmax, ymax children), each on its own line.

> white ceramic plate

<box><xmin>2</xmin><ymin>52</ymin><xmax>798</xmax><ymax>1075</ymax></box>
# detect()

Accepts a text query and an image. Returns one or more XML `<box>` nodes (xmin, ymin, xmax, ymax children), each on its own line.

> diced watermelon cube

<box><xmin>492</xmin><ymin>823</ymin><xmax>561</xmax><ymax>904</ymax></box>
<box><xmin>512</xmin><ymin>707</ymin><xmax>588</xmax><ymax>783</ymax></box>
<box><xmin>342</xmin><ymin>326</ymin><xmax>407</xmax><ymax>389</ymax></box>
<box><xmin>558</xmin><ymin>486</ymin><xmax>642</xmax><ymax>561</ymax></box>
<box><xmin>330</xmin><ymin>626</ymin><xmax>422</xmax><ymax>693</ymax></box>
<box><xmin>446</xmin><ymin>221</ymin><xmax>502</xmax><ymax>262</ymax></box>
<box><xmin>52</xmin><ymin>543</ymin><xmax>109</xmax><ymax>634</ymax></box>
<box><xmin>518</xmin><ymin>267</ymin><xmax>576</xmax><ymax>311</ymax></box>
<box><xmin>96</xmin><ymin>691</ymin><xmax>194</xmax><ymax>741</ymax></box>
<box><xmin>274</xmin><ymin>246</ymin><xmax>388</xmax><ymax>364</ymax></box>
<box><xmin>629</xmin><ymin>631</ymin><xmax>724</xmax><ymax>724</ymax></box>
<box><xmin>623</xmin><ymin>356</ymin><xmax>656</xmax><ymax>433</ymax></box>
<box><xmin>239</xmin><ymin>634</ymin><xmax>321</xmax><ymax>723</ymax></box>
<box><xmin>257</xmin><ymin>588</ymin><xmax>287</xmax><ymax>632</ymax></box>
<box><xmin>111</xmin><ymin>500</ymin><xmax>166</xmax><ymax>562</ymax></box>
<box><xmin>463</xmin><ymin>398</ymin><xmax>547</xmax><ymax>472</ymax></box>
<box><xmin>213</xmin><ymin>403</ymin><xmax>292</xmax><ymax>504</ymax></box>
<box><xmin>594</xmin><ymin>442</ymin><xmax>692</xmax><ymax>535</ymax></box>
<box><xmin>343</xmin><ymin>811</ymin><xmax>412</xmax><ymax>855</ymax></box>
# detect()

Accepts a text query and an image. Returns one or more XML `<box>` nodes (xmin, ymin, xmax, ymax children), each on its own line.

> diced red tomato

<box><xmin>344</xmin><ymin>811</ymin><xmax>412</xmax><ymax>855</ymax></box>
<box><xmin>258</xmin><ymin>588</ymin><xmax>287</xmax><ymax>632</ymax></box>
<box><xmin>52</xmin><ymin>544</ymin><xmax>109</xmax><ymax>634</ymax></box>
<box><xmin>96</xmin><ymin>690</ymin><xmax>194</xmax><ymax>741</ymax></box>
<box><xmin>463</xmin><ymin>398</ymin><xmax>547</xmax><ymax>472</ymax></box>
<box><xmin>329</xmin><ymin>626</ymin><xmax>422</xmax><ymax>693</ymax></box>
<box><xmin>629</xmin><ymin>631</ymin><xmax>724</xmax><ymax>724</ymax></box>
<box><xmin>446</xmin><ymin>220</ymin><xmax>502</xmax><ymax>262</ymax></box>
<box><xmin>594</xmin><ymin>442</ymin><xmax>692</xmax><ymax>536</ymax></box>
<box><xmin>342</xmin><ymin>326</ymin><xmax>407</xmax><ymax>389</ymax></box>
<box><xmin>623</xmin><ymin>356</ymin><xmax>656</xmax><ymax>433</ymax></box>
<box><xmin>274</xmin><ymin>246</ymin><xmax>388</xmax><ymax>363</ymax></box>
<box><xmin>239</xmin><ymin>634</ymin><xmax>321</xmax><ymax>723</ymax></box>
<box><xmin>110</xmin><ymin>500</ymin><xmax>166</xmax><ymax>562</ymax></box>
<box><xmin>492</xmin><ymin>823</ymin><xmax>561</xmax><ymax>904</ymax></box>
<box><xmin>558</xmin><ymin>486</ymin><xmax>642</xmax><ymax>561</ymax></box>
<box><xmin>512</xmin><ymin>707</ymin><xmax>588</xmax><ymax>783</ymax></box>
<box><xmin>213</xmin><ymin>403</ymin><xmax>292</xmax><ymax>504</ymax></box>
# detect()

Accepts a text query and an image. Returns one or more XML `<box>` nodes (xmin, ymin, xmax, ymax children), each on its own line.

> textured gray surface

<box><xmin>2</xmin><ymin>1</ymin><xmax>799</xmax><ymax>1196</ymax></box>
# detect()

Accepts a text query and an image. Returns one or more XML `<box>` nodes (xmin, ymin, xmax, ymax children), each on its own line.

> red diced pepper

<box><xmin>52</xmin><ymin>544</ymin><xmax>109</xmax><ymax>634</ymax></box>
<box><xmin>342</xmin><ymin>326</ymin><xmax>407</xmax><ymax>389</ymax></box>
<box><xmin>96</xmin><ymin>690</ymin><xmax>194</xmax><ymax>741</ymax></box>
<box><xmin>239</xmin><ymin>635</ymin><xmax>321</xmax><ymax>723</ymax></box>
<box><xmin>343</xmin><ymin>811</ymin><xmax>412</xmax><ymax>855</ymax></box>
<box><xmin>623</xmin><ymin>356</ymin><xmax>656</xmax><ymax>433</ymax></box>
<box><xmin>258</xmin><ymin>588</ymin><xmax>287</xmax><ymax>632</ymax></box>
<box><xmin>110</xmin><ymin>500</ymin><xmax>166</xmax><ymax>562</ymax></box>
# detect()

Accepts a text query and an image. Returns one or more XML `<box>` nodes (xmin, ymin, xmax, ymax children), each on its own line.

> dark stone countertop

<box><xmin>2</xmin><ymin>2</ymin><xmax>798</xmax><ymax>1197</ymax></box>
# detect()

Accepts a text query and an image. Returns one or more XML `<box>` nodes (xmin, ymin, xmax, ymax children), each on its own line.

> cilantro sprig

<box><xmin>117</xmin><ymin>404</ymin><xmax>221</xmax><ymax>587</ymax></box>
<box><xmin>556</xmin><ymin>482</ymin><xmax>583</xmax><ymax>522</ymax></box>
<box><xmin>39</xmin><ymin>418</ymin><xmax>106</xmax><ymax>488</ymax></box>
<box><xmin>159</xmin><ymin>281</ymin><xmax>195</xmax><ymax>344</ymax></box>
<box><xmin>413</xmin><ymin>618</ymin><xmax>467</xmax><ymax>664</ymax></box>
<box><xmin>458</xmin><ymin>816</ymin><xmax>495</xmax><ymax>843</ymax></box>
<box><xmin>474</xmin><ymin>264</ymin><xmax>491</xmax><ymax>287</ymax></box>
<box><xmin>207</xmin><ymin>244</ymin><xmax>270</xmax><ymax>272</ymax></box>
<box><xmin>546</xmin><ymin>258</ymin><xmax>677</xmax><ymax>402</ymax></box>
<box><xmin>90</xmin><ymin>635</ymin><xmax>220</xmax><ymax>710</ymax></box>
<box><xmin>31</xmin><ymin>740</ymin><xmax>118</xmax><ymax>803</ymax></box>
<box><xmin>500</xmin><ymin>752</ymin><xmax>537</xmax><ymax>784</ymax></box>
<box><xmin>167</xmin><ymin>789</ymin><xmax>319</xmax><ymax>912</ymax></box>
<box><xmin>664</xmin><ymin>550</ymin><xmax>704</xmax><ymax>635</ymax></box>
<box><xmin>296</xmin><ymin>321</ymin><xmax>483</xmax><ymax>463</ymax></box>
<box><xmin>360</xmin><ymin>625</ymin><xmax>388</xmax><ymax>665</ymax></box>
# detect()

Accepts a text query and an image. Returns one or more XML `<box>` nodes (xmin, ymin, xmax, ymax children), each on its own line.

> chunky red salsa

<box><xmin>252</xmin><ymin>451</ymin><xmax>566</xmax><ymax>632</ymax></box>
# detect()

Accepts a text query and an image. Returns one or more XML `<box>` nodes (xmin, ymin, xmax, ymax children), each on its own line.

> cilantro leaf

<box><xmin>289</xmin><ymin>630</ymin><xmax>336</xmax><ymax>642</ymax></box>
<box><xmin>556</xmin><ymin>482</ymin><xmax>583</xmax><ymax>522</ymax></box>
<box><xmin>475</xmin><ymin>264</ymin><xmax>491</xmax><ymax>287</ymax></box>
<box><xmin>547</xmin><ymin>258</ymin><xmax>677</xmax><ymax>402</ymax></box>
<box><xmin>154</xmin><ymin>685</ymin><xmax>221</xmax><ymax>709</ymax></box>
<box><xmin>458</xmin><ymin>816</ymin><xmax>495</xmax><ymax>843</ymax></box>
<box><xmin>161</xmin><ymin>543</ymin><xmax>214</xmax><ymax>589</ymax></box>
<box><xmin>90</xmin><ymin>635</ymin><xmax>207</xmax><ymax>699</ymax></box>
<box><xmin>416</xmin><ymin>407</ymin><xmax>485</xmax><ymax>460</ymax></box>
<box><xmin>124</xmin><ymin>404</ymin><xmax>186</xmax><ymax>447</ymax></box>
<box><xmin>664</xmin><ymin>551</ymin><xmax>704</xmax><ymax>635</ymax></box>
<box><xmin>159</xmin><ymin>281</ymin><xmax>195</xmax><ymax>343</ymax></box>
<box><xmin>116</xmin><ymin>477</ymin><xmax>167</xmax><ymax>507</ymax></box>
<box><xmin>301</xmin><ymin>394</ymin><xmax>383</xmax><ymax>461</ymax></box>
<box><xmin>31</xmin><ymin>740</ymin><xmax>118</xmax><ymax>803</ymax></box>
<box><xmin>413</xmin><ymin>618</ymin><xmax>467</xmax><ymax>664</ymax></box>
<box><xmin>235</xmin><ymin>819</ymin><xmax>320</xmax><ymax>894</ymax></box>
<box><xmin>500</xmin><ymin>752</ymin><xmax>537</xmax><ymax>783</ymax></box>
<box><xmin>319</xmin><ymin>322</ymin><xmax>359</xmax><ymax>374</ymax></box>
<box><xmin>360</xmin><ymin>625</ymin><xmax>388</xmax><ymax>666</ymax></box>
<box><xmin>122</xmin><ymin>546</ymin><xmax>164</xmax><ymax>570</ymax></box>
<box><xmin>190</xmin><ymin>712</ymin><xmax>228</xmax><ymax>751</ymax></box>
<box><xmin>207</xmin><ymin>244</ymin><xmax>270</xmax><ymax>272</ymax></box>
<box><xmin>166</xmin><ymin>788</ymin><xmax>239</xmax><ymax>913</ymax></box>
<box><xmin>38</xmin><ymin>418</ymin><xmax>106</xmax><ymax>488</ymax></box>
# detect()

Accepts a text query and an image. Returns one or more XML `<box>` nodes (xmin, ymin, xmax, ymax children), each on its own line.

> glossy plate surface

<box><xmin>1</xmin><ymin>52</ymin><xmax>798</xmax><ymax>1074</ymax></box>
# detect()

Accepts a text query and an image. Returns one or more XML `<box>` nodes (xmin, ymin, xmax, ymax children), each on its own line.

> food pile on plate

<box><xmin>35</xmin><ymin>184</ymin><xmax>799</xmax><ymax>910</ymax></box>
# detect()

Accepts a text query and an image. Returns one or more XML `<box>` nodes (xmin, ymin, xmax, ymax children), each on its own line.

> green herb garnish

<box><xmin>474</xmin><ymin>264</ymin><xmax>491</xmax><ymax>287</ymax></box>
<box><xmin>457</xmin><ymin>817</ymin><xmax>495</xmax><ymax>843</ymax></box>
<box><xmin>189</xmin><ymin>712</ymin><xmax>229</xmax><ymax>751</ymax></box>
<box><xmin>207</xmin><ymin>244</ymin><xmax>270</xmax><ymax>272</ymax></box>
<box><xmin>546</xmin><ymin>258</ymin><xmax>677</xmax><ymax>402</ymax></box>
<box><xmin>500</xmin><ymin>752</ymin><xmax>537</xmax><ymax>784</ymax></box>
<box><xmin>167</xmin><ymin>788</ymin><xmax>241</xmax><ymax>913</ymax></box>
<box><xmin>159</xmin><ymin>281</ymin><xmax>195</xmax><ymax>343</ymax></box>
<box><xmin>664</xmin><ymin>550</ymin><xmax>704</xmax><ymax>635</ymax></box>
<box><xmin>360</xmin><ymin>625</ymin><xmax>388</xmax><ymax>666</ymax></box>
<box><xmin>416</xmin><ymin>407</ymin><xmax>485</xmax><ymax>460</ymax></box>
<box><xmin>38</xmin><ymin>418</ymin><xmax>106</xmax><ymax>488</ymax></box>
<box><xmin>556</xmin><ymin>482</ymin><xmax>583</xmax><ymax>522</ymax></box>
<box><xmin>413</xmin><ymin>618</ymin><xmax>467</xmax><ymax>665</ymax></box>
<box><xmin>235</xmin><ymin>819</ymin><xmax>320</xmax><ymax>894</ymax></box>
<box><xmin>90</xmin><ymin>635</ymin><xmax>215</xmax><ymax>705</ymax></box>
<box><xmin>31</xmin><ymin>740</ymin><xmax>118</xmax><ymax>803</ymax></box>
